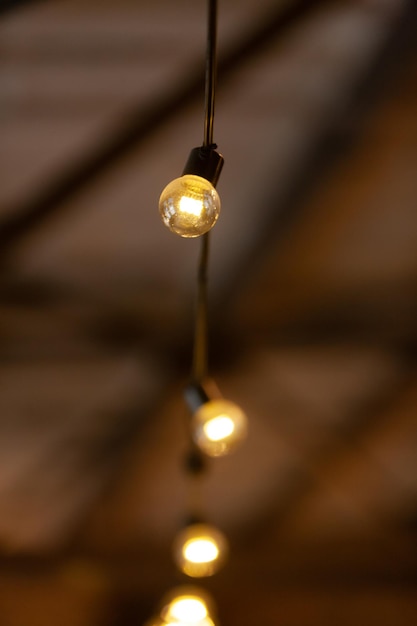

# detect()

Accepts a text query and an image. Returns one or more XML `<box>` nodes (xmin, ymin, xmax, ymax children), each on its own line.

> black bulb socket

<box><xmin>182</xmin><ymin>146</ymin><xmax>224</xmax><ymax>187</ymax></box>
<box><xmin>182</xmin><ymin>513</ymin><xmax>206</xmax><ymax>527</ymax></box>
<box><xmin>184</xmin><ymin>383</ymin><xmax>210</xmax><ymax>414</ymax></box>
<box><xmin>183</xmin><ymin>446</ymin><xmax>207</xmax><ymax>475</ymax></box>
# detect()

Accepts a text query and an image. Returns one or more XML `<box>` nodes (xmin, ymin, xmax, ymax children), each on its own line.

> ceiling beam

<box><xmin>0</xmin><ymin>0</ymin><xmax>332</xmax><ymax>262</ymax></box>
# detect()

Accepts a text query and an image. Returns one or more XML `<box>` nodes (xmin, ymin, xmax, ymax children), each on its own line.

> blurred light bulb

<box><xmin>173</xmin><ymin>523</ymin><xmax>228</xmax><ymax>577</ymax></box>
<box><xmin>203</xmin><ymin>415</ymin><xmax>234</xmax><ymax>441</ymax></box>
<box><xmin>169</xmin><ymin>597</ymin><xmax>207</xmax><ymax>622</ymax></box>
<box><xmin>192</xmin><ymin>398</ymin><xmax>248</xmax><ymax>457</ymax></box>
<box><xmin>161</xmin><ymin>587</ymin><xmax>211</xmax><ymax>626</ymax></box>
<box><xmin>159</xmin><ymin>175</ymin><xmax>220</xmax><ymax>238</ymax></box>
<box><xmin>158</xmin><ymin>586</ymin><xmax>217</xmax><ymax>626</ymax></box>
<box><xmin>184</xmin><ymin>539</ymin><xmax>218</xmax><ymax>563</ymax></box>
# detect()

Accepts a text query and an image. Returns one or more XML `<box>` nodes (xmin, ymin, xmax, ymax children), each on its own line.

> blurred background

<box><xmin>1</xmin><ymin>0</ymin><xmax>417</xmax><ymax>624</ymax></box>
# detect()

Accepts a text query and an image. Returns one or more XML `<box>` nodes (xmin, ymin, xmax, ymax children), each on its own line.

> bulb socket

<box><xmin>183</xmin><ymin>513</ymin><xmax>205</xmax><ymax>527</ymax></box>
<box><xmin>182</xmin><ymin>146</ymin><xmax>224</xmax><ymax>187</ymax></box>
<box><xmin>184</xmin><ymin>383</ymin><xmax>210</xmax><ymax>414</ymax></box>
<box><xmin>183</xmin><ymin>447</ymin><xmax>207</xmax><ymax>475</ymax></box>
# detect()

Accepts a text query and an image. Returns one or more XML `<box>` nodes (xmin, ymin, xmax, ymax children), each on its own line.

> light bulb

<box><xmin>159</xmin><ymin>175</ymin><xmax>220</xmax><ymax>238</ymax></box>
<box><xmin>168</xmin><ymin>598</ymin><xmax>207</xmax><ymax>622</ymax></box>
<box><xmin>173</xmin><ymin>523</ymin><xmax>228</xmax><ymax>577</ymax></box>
<box><xmin>160</xmin><ymin>586</ymin><xmax>216</xmax><ymax>625</ymax></box>
<box><xmin>192</xmin><ymin>398</ymin><xmax>248</xmax><ymax>457</ymax></box>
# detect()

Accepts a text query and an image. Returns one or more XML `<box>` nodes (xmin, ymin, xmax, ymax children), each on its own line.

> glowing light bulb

<box><xmin>192</xmin><ymin>398</ymin><xmax>248</xmax><ymax>457</ymax></box>
<box><xmin>160</xmin><ymin>586</ymin><xmax>215</xmax><ymax>625</ymax></box>
<box><xmin>169</xmin><ymin>597</ymin><xmax>207</xmax><ymax>622</ymax></box>
<box><xmin>184</xmin><ymin>538</ymin><xmax>219</xmax><ymax>563</ymax></box>
<box><xmin>203</xmin><ymin>415</ymin><xmax>234</xmax><ymax>441</ymax></box>
<box><xmin>159</xmin><ymin>175</ymin><xmax>221</xmax><ymax>238</ymax></box>
<box><xmin>173</xmin><ymin>523</ymin><xmax>228</xmax><ymax>577</ymax></box>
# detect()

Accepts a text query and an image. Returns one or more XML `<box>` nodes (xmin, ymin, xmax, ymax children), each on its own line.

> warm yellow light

<box><xmin>203</xmin><ymin>414</ymin><xmax>234</xmax><ymax>441</ymax></box>
<box><xmin>173</xmin><ymin>523</ymin><xmax>228</xmax><ymax>578</ymax></box>
<box><xmin>159</xmin><ymin>175</ymin><xmax>220</xmax><ymax>238</ymax></box>
<box><xmin>145</xmin><ymin>611</ymin><xmax>215</xmax><ymax>626</ymax></box>
<box><xmin>183</xmin><ymin>538</ymin><xmax>219</xmax><ymax>564</ymax></box>
<box><xmin>179</xmin><ymin>195</ymin><xmax>204</xmax><ymax>217</ymax></box>
<box><xmin>163</xmin><ymin>595</ymin><xmax>208</xmax><ymax>623</ymax></box>
<box><xmin>192</xmin><ymin>398</ymin><xmax>248</xmax><ymax>457</ymax></box>
<box><xmin>159</xmin><ymin>586</ymin><xmax>217</xmax><ymax>626</ymax></box>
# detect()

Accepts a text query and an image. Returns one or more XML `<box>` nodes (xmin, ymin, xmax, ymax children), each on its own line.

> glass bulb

<box><xmin>168</xmin><ymin>598</ymin><xmax>207</xmax><ymax>622</ymax></box>
<box><xmin>159</xmin><ymin>175</ymin><xmax>220</xmax><ymax>238</ymax></box>
<box><xmin>192</xmin><ymin>398</ymin><xmax>248</xmax><ymax>457</ymax></box>
<box><xmin>173</xmin><ymin>523</ymin><xmax>228</xmax><ymax>578</ymax></box>
<box><xmin>160</xmin><ymin>587</ymin><xmax>215</xmax><ymax>625</ymax></box>
<box><xmin>159</xmin><ymin>586</ymin><xmax>217</xmax><ymax>626</ymax></box>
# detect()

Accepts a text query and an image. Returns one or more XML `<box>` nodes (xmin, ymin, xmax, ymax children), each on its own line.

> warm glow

<box><xmin>203</xmin><ymin>415</ymin><xmax>234</xmax><ymax>441</ymax></box>
<box><xmin>173</xmin><ymin>523</ymin><xmax>228</xmax><ymax>577</ymax></box>
<box><xmin>159</xmin><ymin>586</ymin><xmax>216</xmax><ymax>626</ymax></box>
<box><xmin>159</xmin><ymin>175</ymin><xmax>220</xmax><ymax>237</ymax></box>
<box><xmin>179</xmin><ymin>195</ymin><xmax>204</xmax><ymax>217</ymax></box>
<box><xmin>183</xmin><ymin>538</ymin><xmax>219</xmax><ymax>563</ymax></box>
<box><xmin>165</xmin><ymin>596</ymin><xmax>208</xmax><ymax>623</ymax></box>
<box><xmin>192</xmin><ymin>398</ymin><xmax>248</xmax><ymax>457</ymax></box>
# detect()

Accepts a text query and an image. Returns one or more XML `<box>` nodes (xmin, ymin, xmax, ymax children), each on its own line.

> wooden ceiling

<box><xmin>0</xmin><ymin>1</ymin><xmax>416</xmax><ymax>625</ymax></box>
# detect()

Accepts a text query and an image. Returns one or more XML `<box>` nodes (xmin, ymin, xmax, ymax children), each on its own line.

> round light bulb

<box><xmin>159</xmin><ymin>586</ymin><xmax>217</xmax><ymax>626</ymax></box>
<box><xmin>192</xmin><ymin>398</ymin><xmax>248</xmax><ymax>457</ymax></box>
<box><xmin>160</xmin><ymin>587</ymin><xmax>215</xmax><ymax>625</ymax></box>
<box><xmin>184</xmin><ymin>538</ymin><xmax>218</xmax><ymax>563</ymax></box>
<box><xmin>173</xmin><ymin>523</ymin><xmax>228</xmax><ymax>578</ymax></box>
<box><xmin>159</xmin><ymin>175</ymin><xmax>221</xmax><ymax>237</ymax></box>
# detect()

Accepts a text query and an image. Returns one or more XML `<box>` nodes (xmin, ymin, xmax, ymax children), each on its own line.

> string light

<box><xmin>159</xmin><ymin>148</ymin><xmax>223</xmax><ymax>238</ymax></box>
<box><xmin>159</xmin><ymin>586</ymin><xmax>217</xmax><ymax>625</ymax></box>
<box><xmin>193</xmin><ymin>398</ymin><xmax>247</xmax><ymax>457</ymax></box>
<box><xmin>173</xmin><ymin>522</ymin><xmax>228</xmax><ymax>577</ymax></box>
<box><xmin>148</xmin><ymin>1</ymin><xmax>246</xmax><ymax>622</ymax></box>
<box><xmin>158</xmin><ymin>0</ymin><xmax>223</xmax><ymax>240</ymax></box>
<box><xmin>185</xmin><ymin>384</ymin><xmax>248</xmax><ymax>457</ymax></box>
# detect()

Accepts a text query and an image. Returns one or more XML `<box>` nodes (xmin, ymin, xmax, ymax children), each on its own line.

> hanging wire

<box><xmin>204</xmin><ymin>0</ymin><xmax>218</xmax><ymax>148</ymax></box>
<box><xmin>191</xmin><ymin>0</ymin><xmax>218</xmax><ymax>385</ymax></box>
<box><xmin>192</xmin><ymin>232</ymin><xmax>210</xmax><ymax>383</ymax></box>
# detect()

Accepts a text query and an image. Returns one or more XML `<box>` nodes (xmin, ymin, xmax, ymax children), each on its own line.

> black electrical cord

<box><xmin>204</xmin><ymin>0</ymin><xmax>218</xmax><ymax>148</ymax></box>
<box><xmin>191</xmin><ymin>0</ymin><xmax>218</xmax><ymax>386</ymax></box>
<box><xmin>192</xmin><ymin>232</ymin><xmax>210</xmax><ymax>384</ymax></box>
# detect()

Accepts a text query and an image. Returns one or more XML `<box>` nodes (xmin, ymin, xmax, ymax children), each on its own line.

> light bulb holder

<box><xmin>185</xmin><ymin>382</ymin><xmax>248</xmax><ymax>458</ymax></box>
<box><xmin>182</xmin><ymin>146</ymin><xmax>224</xmax><ymax>187</ymax></box>
<box><xmin>183</xmin><ymin>446</ymin><xmax>207</xmax><ymax>476</ymax></box>
<box><xmin>182</xmin><ymin>513</ymin><xmax>205</xmax><ymax>527</ymax></box>
<box><xmin>184</xmin><ymin>382</ymin><xmax>210</xmax><ymax>414</ymax></box>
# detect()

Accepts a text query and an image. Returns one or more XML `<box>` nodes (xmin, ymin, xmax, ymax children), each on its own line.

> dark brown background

<box><xmin>1</xmin><ymin>1</ymin><xmax>416</xmax><ymax>625</ymax></box>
